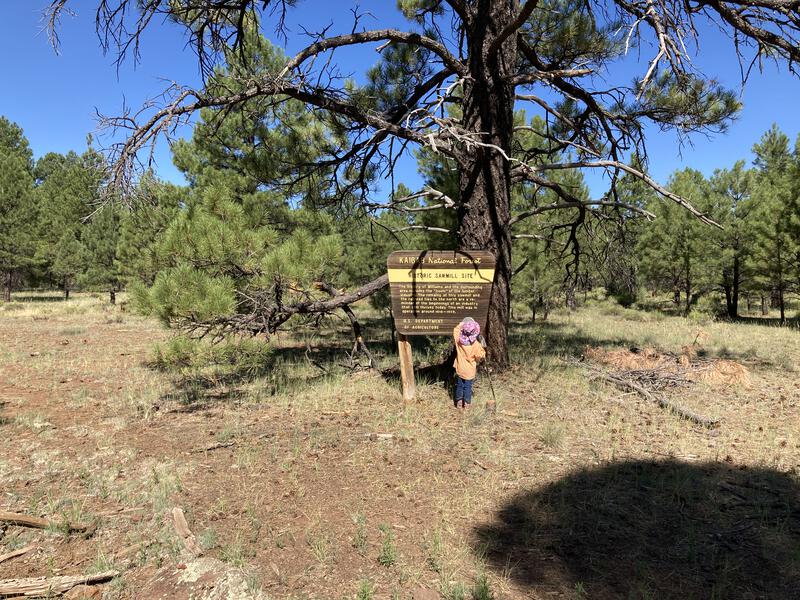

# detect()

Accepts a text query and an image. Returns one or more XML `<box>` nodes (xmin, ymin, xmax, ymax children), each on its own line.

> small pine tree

<box><xmin>80</xmin><ymin>204</ymin><xmax>122</xmax><ymax>303</ymax></box>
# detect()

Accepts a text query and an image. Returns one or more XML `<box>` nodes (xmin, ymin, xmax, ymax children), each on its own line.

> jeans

<box><xmin>455</xmin><ymin>376</ymin><xmax>474</xmax><ymax>404</ymax></box>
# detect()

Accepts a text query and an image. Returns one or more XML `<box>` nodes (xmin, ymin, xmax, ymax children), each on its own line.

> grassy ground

<box><xmin>0</xmin><ymin>293</ymin><xmax>799</xmax><ymax>599</ymax></box>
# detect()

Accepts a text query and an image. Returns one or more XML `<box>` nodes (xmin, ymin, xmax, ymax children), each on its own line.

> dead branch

<box><xmin>316</xmin><ymin>281</ymin><xmax>379</xmax><ymax>369</ymax></box>
<box><xmin>0</xmin><ymin>511</ymin><xmax>95</xmax><ymax>535</ymax></box>
<box><xmin>0</xmin><ymin>544</ymin><xmax>36</xmax><ymax>565</ymax></box>
<box><xmin>590</xmin><ymin>368</ymin><xmax>719</xmax><ymax>428</ymax></box>
<box><xmin>0</xmin><ymin>571</ymin><xmax>118</xmax><ymax>597</ymax></box>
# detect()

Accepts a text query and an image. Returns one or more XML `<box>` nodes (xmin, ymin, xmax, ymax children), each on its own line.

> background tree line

<box><xmin>2</xmin><ymin>104</ymin><xmax>798</xmax><ymax>333</ymax></box>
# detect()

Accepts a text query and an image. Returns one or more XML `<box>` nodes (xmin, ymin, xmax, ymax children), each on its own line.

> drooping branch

<box><xmin>102</xmin><ymin>74</ymin><xmax>455</xmax><ymax>195</ymax></box>
<box><xmin>281</xmin><ymin>29</ymin><xmax>467</xmax><ymax>77</ymax></box>
<box><xmin>510</xmin><ymin>199</ymin><xmax>655</xmax><ymax>226</ymax></box>
<box><xmin>511</xmin><ymin>158</ymin><xmax>717</xmax><ymax>227</ymax></box>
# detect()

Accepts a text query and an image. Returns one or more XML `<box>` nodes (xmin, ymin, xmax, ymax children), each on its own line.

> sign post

<box><xmin>387</xmin><ymin>250</ymin><xmax>495</xmax><ymax>401</ymax></box>
<box><xmin>397</xmin><ymin>333</ymin><xmax>416</xmax><ymax>402</ymax></box>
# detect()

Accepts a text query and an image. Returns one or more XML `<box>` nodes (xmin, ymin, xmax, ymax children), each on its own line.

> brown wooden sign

<box><xmin>387</xmin><ymin>250</ymin><xmax>495</xmax><ymax>336</ymax></box>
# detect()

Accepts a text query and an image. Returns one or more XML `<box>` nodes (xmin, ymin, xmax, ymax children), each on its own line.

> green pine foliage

<box><xmin>34</xmin><ymin>145</ymin><xmax>105</xmax><ymax>296</ymax></box>
<box><xmin>80</xmin><ymin>203</ymin><xmax>122</xmax><ymax>302</ymax></box>
<box><xmin>748</xmin><ymin>126</ymin><xmax>800</xmax><ymax>323</ymax></box>
<box><xmin>116</xmin><ymin>177</ymin><xmax>184</xmax><ymax>287</ymax></box>
<box><xmin>0</xmin><ymin>117</ymin><xmax>37</xmax><ymax>301</ymax></box>
<box><xmin>638</xmin><ymin>169</ymin><xmax>719</xmax><ymax>315</ymax></box>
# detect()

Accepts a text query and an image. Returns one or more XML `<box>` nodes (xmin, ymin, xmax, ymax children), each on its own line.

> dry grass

<box><xmin>0</xmin><ymin>293</ymin><xmax>798</xmax><ymax>599</ymax></box>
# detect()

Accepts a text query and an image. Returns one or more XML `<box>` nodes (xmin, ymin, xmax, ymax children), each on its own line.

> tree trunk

<box><xmin>761</xmin><ymin>294</ymin><xmax>768</xmax><ymax>316</ymax></box>
<box><xmin>457</xmin><ymin>2</ymin><xmax>517</xmax><ymax>371</ymax></box>
<box><xmin>110</xmin><ymin>289</ymin><xmax>116</xmax><ymax>305</ymax></box>
<box><xmin>731</xmin><ymin>255</ymin><xmax>740</xmax><ymax>318</ymax></box>
<box><xmin>3</xmin><ymin>271</ymin><xmax>11</xmax><ymax>303</ymax></box>
<box><xmin>673</xmin><ymin>289</ymin><xmax>680</xmax><ymax>305</ymax></box>
<box><xmin>64</xmin><ymin>277</ymin><xmax>70</xmax><ymax>301</ymax></box>
<box><xmin>684</xmin><ymin>278</ymin><xmax>691</xmax><ymax>316</ymax></box>
<box><xmin>779</xmin><ymin>285</ymin><xmax>786</xmax><ymax>325</ymax></box>
<box><xmin>723</xmin><ymin>284</ymin><xmax>734</xmax><ymax>319</ymax></box>
<box><xmin>565</xmin><ymin>286</ymin><xmax>576</xmax><ymax>311</ymax></box>
<box><xmin>745</xmin><ymin>294</ymin><xmax>752</xmax><ymax>313</ymax></box>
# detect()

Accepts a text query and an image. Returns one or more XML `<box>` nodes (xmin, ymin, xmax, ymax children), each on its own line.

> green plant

<box><xmin>573</xmin><ymin>582</ymin><xmax>588</xmax><ymax>599</ymax></box>
<box><xmin>425</xmin><ymin>527</ymin><xmax>444</xmax><ymax>573</ymax></box>
<box><xmin>352</xmin><ymin>512</ymin><xmax>367</xmax><ymax>555</ymax></box>
<box><xmin>471</xmin><ymin>574</ymin><xmax>494</xmax><ymax>600</ymax></box>
<box><xmin>220</xmin><ymin>534</ymin><xmax>249</xmax><ymax>568</ymax></box>
<box><xmin>377</xmin><ymin>523</ymin><xmax>397</xmax><ymax>567</ymax></box>
<box><xmin>441</xmin><ymin>581</ymin><xmax>467</xmax><ymax>600</ymax></box>
<box><xmin>198</xmin><ymin>527</ymin><xmax>218</xmax><ymax>551</ymax></box>
<box><xmin>306</xmin><ymin>529</ymin><xmax>333</xmax><ymax>565</ymax></box>
<box><xmin>356</xmin><ymin>579</ymin><xmax>374</xmax><ymax>600</ymax></box>
<box><xmin>539</xmin><ymin>423</ymin><xmax>564</xmax><ymax>449</ymax></box>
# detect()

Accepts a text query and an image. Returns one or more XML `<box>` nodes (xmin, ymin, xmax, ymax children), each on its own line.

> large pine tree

<box><xmin>0</xmin><ymin>117</ymin><xmax>37</xmax><ymax>302</ymax></box>
<box><xmin>638</xmin><ymin>169</ymin><xmax>719</xmax><ymax>315</ymax></box>
<box><xmin>749</xmin><ymin>125</ymin><xmax>799</xmax><ymax>323</ymax></box>
<box><xmin>49</xmin><ymin>0</ymin><xmax>800</xmax><ymax>368</ymax></box>
<box><xmin>35</xmin><ymin>146</ymin><xmax>105</xmax><ymax>298</ymax></box>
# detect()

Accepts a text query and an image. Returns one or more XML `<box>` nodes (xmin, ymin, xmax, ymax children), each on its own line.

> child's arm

<box><xmin>453</xmin><ymin>324</ymin><xmax>462</xmax><ymax>345</ymax></box>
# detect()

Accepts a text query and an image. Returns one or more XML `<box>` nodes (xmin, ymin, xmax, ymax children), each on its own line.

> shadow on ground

<box><xmin>735</xmin><ymin>316</ymin><xmax>800</xmax><ymax>329</ymax></box>
<box><xmin>10</xmin><ymin>294</ymin><xmax>67</xmax><ymax>303</ymax></box>
<box><xmin>474</xmin><ymin>460</ymin><xmax>800</xmax><ymax>599</ymax></box>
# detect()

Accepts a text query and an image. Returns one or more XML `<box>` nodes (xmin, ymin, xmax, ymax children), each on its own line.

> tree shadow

<box><xmin>474</xmin><ymin>460</ymin><xmax>800</xmax><ymax>599</ymax></box>
<box><xmin>735</xmin><ymin>316</ymin><xmax>800</xmax><ymax>330</ymax></box>
<box><xmin>11</xmin><ymin>294</ymin><xmax>67</xmax><ymax>303</ymax></box>
<box><xmin>509</xmin><ymin>320</ymin><xmax>630</xmax><ymax>362</ymax></box>
<box><xmin>154</xmin><ymin>343</ymin><xmax>365</xmax><ymax>412</ymax></box>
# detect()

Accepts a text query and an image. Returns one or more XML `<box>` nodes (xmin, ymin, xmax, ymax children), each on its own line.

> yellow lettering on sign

<box><xmin>387</xmin><ymin>268</ymin><xmax>495</xmax><ymax>283</ymax></box>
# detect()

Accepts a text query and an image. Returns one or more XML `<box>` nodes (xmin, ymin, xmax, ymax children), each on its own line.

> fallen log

<box><xmin>0</xmin><ymin>545</ymin><xmax>35</xmax><ymax>565</ymax></box>
<box><xmin>594</xmin><ymin>371</ymin><xmax>720</xmax><ymax>428</ymax></box>
<box><xmin>0</xmin><ymin>512</ymin><xmax>95</xmax><ymax>535</ymax></box>
<box><xmin>0</xmin><ymin>571</ymin><xmax>117</xmax><ymax>597</ymax></box>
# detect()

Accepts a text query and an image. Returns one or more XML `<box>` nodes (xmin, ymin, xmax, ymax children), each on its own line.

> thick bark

<box><xmin>456</xmin><ymin>1</ymin><xmax>517</xmax><ymax>370</ymax></box>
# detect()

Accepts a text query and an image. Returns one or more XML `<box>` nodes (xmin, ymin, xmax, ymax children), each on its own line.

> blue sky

<box><xmin>3</xmin><ymin>1</ymin><xmax>800</xmax><ymax>199</ymax></box>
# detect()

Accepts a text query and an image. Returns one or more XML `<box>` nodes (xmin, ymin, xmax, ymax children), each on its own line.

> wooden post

<box><xmin>397</xmin><ymin>333</ymin><xmax>416</xmax><ymax>402</ymax></box>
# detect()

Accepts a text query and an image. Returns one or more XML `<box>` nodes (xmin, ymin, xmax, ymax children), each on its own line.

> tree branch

<box><xmin>281</xmin><ymin>29</ymin><xmax>467</xmax><ymax>77</ymax></box>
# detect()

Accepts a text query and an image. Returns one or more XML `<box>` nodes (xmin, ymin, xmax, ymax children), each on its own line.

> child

<box><xmin>453</xmin><ymin>317</ymin><xmax>486</xmax><ymax>409</ymax></box>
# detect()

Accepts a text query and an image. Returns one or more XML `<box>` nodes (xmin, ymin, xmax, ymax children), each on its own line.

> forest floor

<box><xmin>1</xmin><ymin>293</ymin><xmax>799</xmax><ymax>600</ymax></box>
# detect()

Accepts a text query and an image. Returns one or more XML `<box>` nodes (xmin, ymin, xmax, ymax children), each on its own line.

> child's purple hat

<box><xmin>459</xmin><ymin>317</ymin><xmax>480</xmax><ymax>345</ymax></box>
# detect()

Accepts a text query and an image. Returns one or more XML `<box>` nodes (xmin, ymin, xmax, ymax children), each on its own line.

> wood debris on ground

<box><xmin>0</xmin><ymin>570</ymin><xmax>118</xmax><ymax>597</ymax></box>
